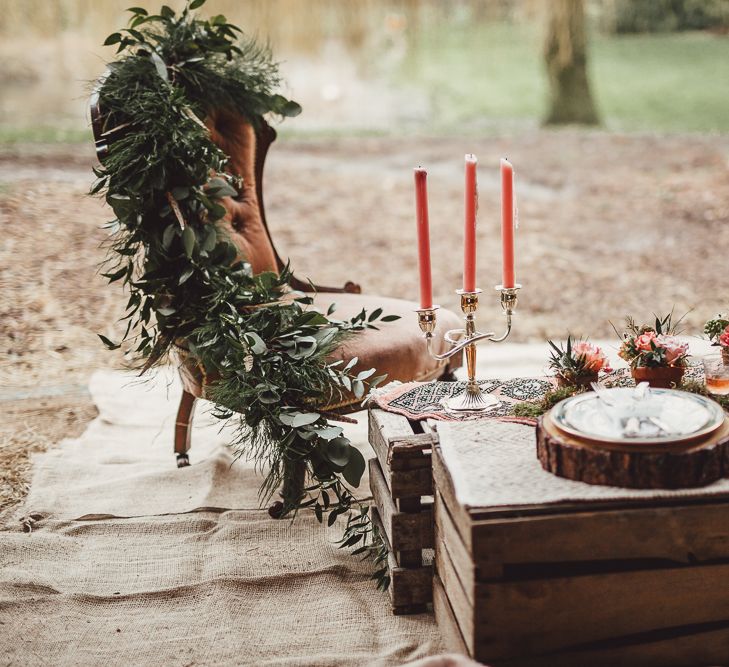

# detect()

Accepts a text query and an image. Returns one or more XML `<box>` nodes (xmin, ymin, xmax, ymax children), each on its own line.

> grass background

<box><xmin>398</xmin><ymin>23</ymin><xmax>729</xmax><ymax>133</ymax></box>
<box><xmin>0</xmin><ymin>0</ymin><xmax>727</xmax><ymax>142</ymax></box>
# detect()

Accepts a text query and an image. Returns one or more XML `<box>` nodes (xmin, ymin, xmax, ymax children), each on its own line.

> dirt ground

<box><xmin>1</xmin><ymin>130</ymin><xmax>728</xmax><ymax>511</ymax></box>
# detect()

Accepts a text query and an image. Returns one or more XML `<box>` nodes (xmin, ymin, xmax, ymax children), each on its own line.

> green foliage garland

<box><xmin>94</xmin><ymin>1</ymin><xmax>393</xmax><ymax>588</ymax></box>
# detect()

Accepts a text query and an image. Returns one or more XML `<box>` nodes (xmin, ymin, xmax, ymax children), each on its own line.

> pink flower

<box><xmin>634</xmin><ymin>331</ymin><xmax>658</xmax><ymax>352</ymax></box>
<box><xmin>720</xmin><ymin>325</ymin><xmax>729</xmax><ymax>348</ymax></box>
<box><xmin>573</xmin><ymin>341</ymin><xmax>608</xmax><ymax>373</ymax></box>
<box><xmin>655</xmin><ymin>335</ymin><xmax>689</xmax><ymax>365</ymax></box>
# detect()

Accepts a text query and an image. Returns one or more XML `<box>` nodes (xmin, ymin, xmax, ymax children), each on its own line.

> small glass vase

<box><xmin>703</xmin><ymin>354</ymin><xmax>729</xmax><ymax>396</ymax></box>
<box><xmin>631</xmin><ymin>365</ymin><xmax>684</xmax><ymax>389</ymax></box>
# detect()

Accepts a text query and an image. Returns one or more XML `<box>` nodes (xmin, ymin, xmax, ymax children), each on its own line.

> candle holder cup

<box><xmin>416</xmin><ymin>284</ymin><xmax>522</xmax><ymax>415</ymax></box>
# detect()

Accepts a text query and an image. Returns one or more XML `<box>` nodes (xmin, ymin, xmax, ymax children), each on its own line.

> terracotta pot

<box><xmin>556</xmin><ymin>371</ymin><xmax>598</xmax><ymax>389</ymax></box>
<box><xmin>631</xmin><ymin>365</ymin><xmax>684</xmax><ymax>389</ymax></box>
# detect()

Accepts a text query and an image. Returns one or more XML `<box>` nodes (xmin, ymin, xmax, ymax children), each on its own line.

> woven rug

<box><xmin>0</xmin><ymin>369</ymin><xmax>445</xmax><ymax>666</ymax></box>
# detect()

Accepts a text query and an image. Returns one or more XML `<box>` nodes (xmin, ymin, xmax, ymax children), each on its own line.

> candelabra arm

<box><xmin>415</xmin><ymin>284</ymin><xmax>521</xmax><ymax>416</ymax></box>
<box><xmin>416</xmin><ymin>306</ymin><xmax>456</xmax><ymax>362</ymax></box>
<box><xmin>423</xmin><ymin>331</ymin><xmax>467</xmax><ymax>361</ymax></box>
<box><xmin>489</xmin><ymin>310</ymin><xmax>513</xmax><ymax>343</ymax></box>
<box><xmin>487</xmin><ymin>284</ymin><xmax>520</xmax><ymax>343</ymax></box>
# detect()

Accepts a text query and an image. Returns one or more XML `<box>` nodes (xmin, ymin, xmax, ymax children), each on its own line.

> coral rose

<box><xmin>634</xmin><ymin>331</ymin><xmax>657</xmax><ymax>352</ymax></box>
<box><xmin>655</xmin><ymin>334</ymin><xmax>689</xmax><ymax>365</ymax></box>
<box><xmin>720</xmin><ymin>325</ymin><xmax>729</xmax><ymax>348</ymax></box>
<box><xmin>573</xmin><ymin>341</ymin><xmax>607</xmax><ymax>373</ymax></box>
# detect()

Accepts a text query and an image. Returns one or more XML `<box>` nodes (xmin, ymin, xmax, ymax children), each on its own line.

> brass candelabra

<box><xmin>416</xmin><ymin>284</ymin><xmax>521</xmax><ymax>415</ymax></box>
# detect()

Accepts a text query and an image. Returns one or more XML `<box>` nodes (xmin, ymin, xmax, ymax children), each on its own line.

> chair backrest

<box><xmin>205</xmin><ymin>108</ymin><xmax>279</xmax><ymax>274</ymax></box>
<box><xmin>90</xmin><ymin>83</ymin><xmax>283</xmax><ymax>275</ymax></box>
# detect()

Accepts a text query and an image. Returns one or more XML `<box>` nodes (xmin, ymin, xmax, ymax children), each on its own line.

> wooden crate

<box><xmin>433</xmin><ymin>445</ymin><xmax>729</xmax><ymax>667</ymax></box>
<box><xmin>368</xmin><ymin>408</ymin><xmax>437</xmax><ymax>614</ymax></box>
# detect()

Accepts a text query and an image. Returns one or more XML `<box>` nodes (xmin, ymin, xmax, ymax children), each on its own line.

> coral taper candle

<box><xmin>500</xmin><ymin>158</ymin><xmax>516</xmax><ymax>288</ymax></box>
<box><xmin>414</xmin><ymin>167</ymin><xmax>433</xmax><ymax>309</ymax></box>
<box><xmin>463</xmin><ymin>154</ymin><xmax>478</xmax><ymax>293</ymax></box>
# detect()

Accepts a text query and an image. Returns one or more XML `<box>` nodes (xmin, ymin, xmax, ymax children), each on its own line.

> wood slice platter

<box><xmin>537</xmin><ymin>412</ymin><xmax>729</xmax><ymax>489</ymax></box>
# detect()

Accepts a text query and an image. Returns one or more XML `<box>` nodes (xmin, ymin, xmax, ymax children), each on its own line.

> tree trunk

<box><xmin>543</xmin><ymin>0</ymin><xmax>600</xmax><ymax>125</ymax></box>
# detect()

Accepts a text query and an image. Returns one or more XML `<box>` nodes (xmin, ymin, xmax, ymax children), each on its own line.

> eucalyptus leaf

<box><xmin>102</xmin><ymin>266</ymin><xmax>127</xmax><ymax>282</ymax></box>
<box><xmin>279</xmin><ymin>411</ymin><xmax>320</xmax><ymax>427</ymax></box>
<box><xmin>312</xmin><ymin>425</ymin><xmax>343</xmax><ymax>441</ymax></box>
<box><xmin>244</xmin><ymin>331</ymin><xmax>267</xmax><ymax>354</ymax></box>
<box><xmin>281</xmin><ymin>100</ymin><xmax>302</xmax><ymax>117</ymax></box>
<box><xmin>296</xmin><ymin>311</ymin><xmax>328</xmax><ymax>327</ymax></box>
<box><xmin>367</xmin><ymin>308</ymin><xmax>383</xmax><ymax>322</ymax></box>
<box><xmin>325</xmin><ymin>437</ymin><xmax>351</xmax><ymax>467</ymax></box>
<box><xmin>125</xmin><ymin>28</ymin><xmax>146</xmax><ymax>42</ymax></box>
<box><xmin>162</xmin><ymin>224</ymin><xmax>177</xmax><ymax>250</ymax></box>
<box><xmin>178</xmin><ymin>267</ymin><xmax>194</xmax><ymax>285</ymax></box>
<box><xmin>342</xmin><ymin>447</ymin><xmax>366</xmax><ymax>487</ymax></box>
<box><xmin>209</xmin><ymin>203</ymin><xmax>227</xmax><ymax>221</ymax></box>
<box><xmin>201</xmin><ymin>225</ymin><xmax>217</xmax><ymax>252</ymax></box>
<box><xmin>182</xmin><ymin>226</ymin><xmax>195</xmax><ymax>257</ymax></box>
<box><xmin>150</xmin><ymin>51</ymin><xmax>169</xmax><ymax>82</ymax></box>
<box><xmin>352</xmin><ymin>380</ymin><xmax>365</xmax><ymax>399</ymax></box>
<box><xmin>98</xmin><ymin>334</ymin><xmax>121</xmax><ymax>350</ymax></box>
<box><xmin>258</xmin><ymin>388</ymin><xmax>280</xmax><ymax>404</ymax></box>
<box><xmin>207</xmin><ymin>176</ymin><xmax>237</xmax><ymax>198</ymax></box>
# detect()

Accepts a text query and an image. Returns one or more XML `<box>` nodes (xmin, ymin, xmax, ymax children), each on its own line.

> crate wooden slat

<box><xmin>435</xmin><ymin>567</ymin><xmax>729</xmax><ymax>667</ymax></box>
<box><xmin>371</xmin><ymin>508</ymin><xmax>432</xmax><ymax>614</ymax></box>
<box><xmin>368</xmin><ymin>409</ymin><xmax>434</xmax><ymax>498</ymax></box>
<box><xmin>432</xmin><ymin>574</ymin><xmax>468</xmax><ymax>656</ymax></box>
<box><xmin>432</xmin><ymin>444</ymin><xmax>729</xmax><ymax>666</ymax></box>
<box><xmin>368</xmin><ymin>458</ymin><xmax>433</xmax><ymax>552</ymax></box>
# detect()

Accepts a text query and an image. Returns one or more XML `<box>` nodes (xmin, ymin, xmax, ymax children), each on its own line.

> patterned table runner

<box><xmin>369</xmin><ymin>366</ymin><xmax>704</xmax><ymax>422</ymax></box>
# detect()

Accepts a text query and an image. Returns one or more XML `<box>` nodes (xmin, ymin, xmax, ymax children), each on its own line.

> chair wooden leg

<box><xmin>175</xmin><ymin>390</ymin><xmax>196</xmax><ymax>468</ymax></box>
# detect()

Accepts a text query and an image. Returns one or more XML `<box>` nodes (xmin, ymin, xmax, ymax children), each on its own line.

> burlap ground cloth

<box><xmin>0</xmin><ymin>369</ymin><xmax>444</xmax><ymax>666</ymax></box>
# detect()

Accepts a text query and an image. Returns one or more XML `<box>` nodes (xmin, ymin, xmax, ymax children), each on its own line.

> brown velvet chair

<box><xmin>91</xmin><ymin>100</ymin><xmax>463</xmax><ymax>488</ymax></box>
